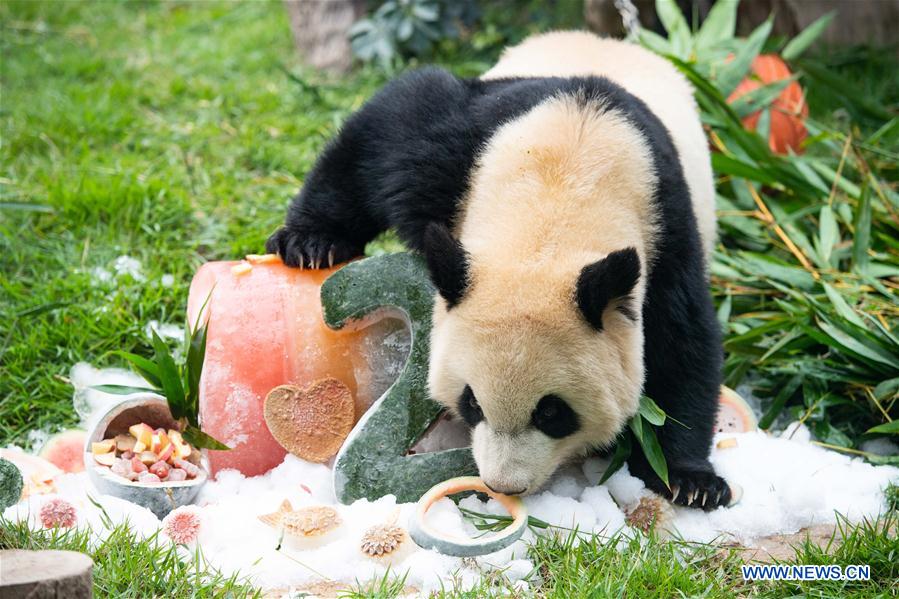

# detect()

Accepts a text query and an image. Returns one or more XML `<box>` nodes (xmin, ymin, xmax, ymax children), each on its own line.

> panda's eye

<box><xmin>531</xmin><ymin>395</ymin><xmax>579</xmax><ymax>439</ymax></box>
<box><xmin>458</xmin><ymin>385</ymin><xmax>483</xmax><ymax>426</ymax></box>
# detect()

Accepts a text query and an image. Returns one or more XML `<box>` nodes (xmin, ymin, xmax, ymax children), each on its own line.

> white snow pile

<box><xmin>4</xmin><ymin>367</ymin><xmax>898</xmax><ymax>595</ymax></box>
<box><xmin>90</xmin><ymin>255</ymin><xmax>146</xmax><ymax>285</ymax></box>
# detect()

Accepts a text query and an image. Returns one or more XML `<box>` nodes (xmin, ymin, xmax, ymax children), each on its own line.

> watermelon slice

<box><xmin>715</xmin><ymin>386</ymin><xmax>758</xmax><ymax>434</ymax></box>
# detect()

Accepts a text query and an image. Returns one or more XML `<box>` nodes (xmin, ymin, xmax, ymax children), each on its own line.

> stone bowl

<box><xmin>84</xmin><ymin>395</ymin><xmax>208</xmax><ymax>519</ymax></box>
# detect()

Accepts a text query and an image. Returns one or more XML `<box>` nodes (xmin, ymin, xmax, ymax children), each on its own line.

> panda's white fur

<box><xmin>428</xmin><ymin>33</ymin><xmax>716</xmax><ymax>495</ymax></box>
<box><xmin>481</xmin><ymin>31</ymin><xmax>716</xmax><ymax>258</ymax></box>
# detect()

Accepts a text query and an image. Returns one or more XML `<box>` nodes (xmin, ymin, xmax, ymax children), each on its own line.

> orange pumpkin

<box><xmin>727</xmin><ymin>54</ymin><xmax>809</xmax><ymax>155</ymax></box>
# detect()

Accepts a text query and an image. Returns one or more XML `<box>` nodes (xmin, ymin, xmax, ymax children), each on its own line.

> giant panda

<box><xmin>267</xmin><ymin>31</ymin><xmax>731</xmax><ymax>510</ymax></box>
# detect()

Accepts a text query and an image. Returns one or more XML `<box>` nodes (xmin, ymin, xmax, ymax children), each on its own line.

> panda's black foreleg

<box><xmin>265</xmin><ymin>200</ymin><xmax>373</xmax><ymax>269</ymax></box>
<box><xmin>626</xmin><ymin>276</ymin><xmax>731</xmax><ymax>511</ymax></box>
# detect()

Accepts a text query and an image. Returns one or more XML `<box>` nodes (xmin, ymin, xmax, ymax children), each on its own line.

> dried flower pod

<box><xmin>163</xmin><ymin>506</ymin><xmax>202</xmax><ymax>545</ymax></box>
<box><xmin>360</xmin><ymin>523</ymin><xmax>413</xmax><ymax>564</ymax></box>
<box><xmin>625</xmin><ymin>495</ymin><xmax>670</xmax><ymax>534</ymax></box>
<box><xmin>39</xmin><ymin>498</ymin><xmax>77</xmax><ymax>529</ymax></box>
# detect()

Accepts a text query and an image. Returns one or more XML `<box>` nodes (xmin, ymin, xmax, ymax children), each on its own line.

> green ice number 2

<box><xmin>321</xmin><ymin>253</ymin><xmax>477</xmax><ymax>504</ymax></box>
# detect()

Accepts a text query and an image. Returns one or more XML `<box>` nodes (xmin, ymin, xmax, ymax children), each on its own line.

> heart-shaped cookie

<box><xmin>264</xmin><ymin>378</ymin><xmax>354</xmax><ymax>463</ymax></box>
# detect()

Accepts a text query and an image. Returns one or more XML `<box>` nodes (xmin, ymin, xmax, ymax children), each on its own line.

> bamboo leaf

<box><xmin>599</xmin><ymin>433</ymin><xmax>632</xmax><ymax>485</ymax></box>
<box><xmin>151</xmin><ymin>330</ymin><xmax>187</xmax><ymax>420</ymax></box>
<box><xmin>781</xmin><ymin>11</ymin><xmax>835</xmax><ymax>61</ymax></box>
<box><xmin>866</xmin><ymin>420</ymin><xmax>899</xmax><ymax>435</ymax></box>
<box><xmin>729</xmin><ymin>78</ymin><xmax>794</xmax><ymax>118</ymax></box>
<box><xmin>735</xmin><ymin>252</ymin><xmax>817</xmax><ymax>290</ymax></box>
<box><xmin>638</xmin><ymin>395</ymin><xmax>667</xmax><ymax>426</ymax></box>
<box><xmin>759</xmin><ymin>374</ymin><xmax>803</xmax><ymax>429</ymax></box>
<box><xmin>694</xmin><ymin>0</ymin><xmax>737</xmax><ymax>49</ymax></box>
<box><xmin>716</xmin><ymin>17</ymin><xmax>773</xmax><ymax>97</ymax></box>
<box><xmin>816</xmin><ymin>318</ymin><xmax>897</xmax><ymax>370</ymax></box>
<box><xmin>852</xmin><ymin>184</ymin><xmax>872</xmax><ymax>275</ymax></box>
<box><xmin>797</xmin><ymin>59</ymin><xmax>892</xmax><ymax>121</ymax></box>
<box><xmin>630</xmin><ymin>416</ymin><xmax>669</xmax><ymax>488</ymax></box>
<box><xmin>638</xmin><ymin>28</ymin><xmax>671</xmax><ymax>55</ymax></box>
<box><xmin>111</xmin><ymin>351</ymin><xmax>162</xmax><ymax>389</ymax></box>
<box><xmin>184</xmin><ymin>321</ymin><xmax>208</xmax><ymax>426</ymax></box>
<box><xmin>822</xmin><ymin>283</ymin><xmax>866</xmax><ymax>329</ymax></box>
<box><xmin>655</xmin><ymin>0</ymin><xmax>691</xmax><ymax>58</ymax></box>
<box><xmin>816</xmin><ymin>205</ymin><xmax>839</xmax><ymax>267</ymax></box>
<box><xmin>182</xmin><ymin>424</ymin><xmax>231</xmax><ymax>451</ymax></box>
<box><xmin>874</xmin><ymin>378</ymin><xmax>899</xmax><ymax>401</ymax></box>
<box><xmin>712</xmin><ymin>153</ymin><xmax>777</xmax><ymax>184</ymax></box>
<box><xmin>91</xmin><ymin>384</ymin><xmax>160</xmax><ymax>395</ymax></box>
<box><xmin>717</xmin><ymin>293</ymin><xmax>732</xmax><ymax>328</ymax></box>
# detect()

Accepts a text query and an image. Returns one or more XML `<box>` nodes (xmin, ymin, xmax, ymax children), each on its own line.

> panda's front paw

<box><xmin>266</xmin><ymin>227</ymin><xmax>362</xmax><ymax>269</ymax></box>
<box><xmin>658</xmin><ymin>468</ymin><xmax>733</xmax><ymax>511</ymax></box>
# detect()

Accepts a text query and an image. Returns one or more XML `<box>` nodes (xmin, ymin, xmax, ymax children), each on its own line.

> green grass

<box><xmin>0</xmin><ymin>517</ymin><xmax>259</xmax><ymax>597</ymax></box>
<box><xmin>5</xmin><ymin>508</ymin><xmax>896</xmax><ymax>598</ymax></box>
<box><xmin>2</xmin><ymin>1</ymin><xmax>897</xmax><ymax>597</ymax></box>
<box><xmin>0</xmin><ymin>0</ymin><xmax>386</xmax><ymax>445</ymax></box>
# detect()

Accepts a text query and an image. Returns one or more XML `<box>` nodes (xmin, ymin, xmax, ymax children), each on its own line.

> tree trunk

<box><xmin>738</xmin><ymin>0</ymin><xmax>899</xmax><ymax>49</ymax></box>
<box><xmin>284</xmin><ymin>0</ymin><xmax>366</xmax><ymax>73</ymax></box>
<box><xmin>0</xmin><ymin>550</ymin><xmax>93</xmax><ymax>599</ymax></box>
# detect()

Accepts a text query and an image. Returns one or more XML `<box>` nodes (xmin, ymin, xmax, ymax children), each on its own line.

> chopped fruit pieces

<box><xmin>157</xmin><ymin>443</ymin><xmax>174</xmax><ymax>463</ymax></box>
<box><xmin>231</xmin><ymin>262</ymin><xmax>252</xmax><ymax>276</ymax></box>
<box><xmin>174</xmin><ymin>459</ymin><xmax>200</xmax><ymax>479</ymax></box>
<box><xmin>94</xmin><ymin>452</ymin><xmax>116</xmax><ymax>467</ymax></box>
<box><xmin>115</xmin><ymin>434</ymin><xmax>136</xmax><ymax>453</ymax></box>
<box><xmin>129</xmin><ymin>423</ymin><xmax>154</xmax><ymax>447</ymax></box>
<box><xmin>151</xmin><ymin>430</ymin><xmax>171</xmax><ymax>454</ymax></box>
<box><xmin>138</xmin><ymin>471</ymin><xmax>161</xmax><ymax>484</ymax></box>
<box><xmin>93</xmin><ymin>421</ymin><xmax>205</xmax><ymax>484</ymax></box>
<box><xmin>245</xmin><ymin>253</ymin><xmax>280</xmax><ymax>264</ymax></box>
<box><xmin>91</xmin><ymin>440</ymin><xmax>115</xmax><ymax>455</ymax></box>
<box><xmin>149</xmin><ymin>461</ymin><xmax>170</xmax><ymax>479</ymax></box>
<box><xmin>716</xmin><ymin>437</ymin><xmax>738</xmax><ymax>450</ymax></box>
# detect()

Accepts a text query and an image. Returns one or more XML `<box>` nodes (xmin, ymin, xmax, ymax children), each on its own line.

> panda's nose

<box><xmin>484</xmin><ymin>481</ymin><xmax>527</xmax><ymax>496</ymax></box>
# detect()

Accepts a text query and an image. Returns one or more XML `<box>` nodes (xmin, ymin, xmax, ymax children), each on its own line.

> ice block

<box><xmin>186</xmin><ymin>259</ymin><xmax>406</xmax><ymax>476</ymax></box>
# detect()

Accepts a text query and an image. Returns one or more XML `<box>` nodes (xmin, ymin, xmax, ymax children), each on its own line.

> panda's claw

<box><xmin>643</xmin><ymin>466</ymin><xmax>732</xmax><ymax>511</ymax></box>
<box><xmin>265</xmin><ymin>227</ymin><xmax>363</xmax><ymax>271</ymax></box>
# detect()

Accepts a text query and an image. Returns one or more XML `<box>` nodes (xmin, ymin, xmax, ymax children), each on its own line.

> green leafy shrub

<box><xmin>350</xmin><ymin>0</ymin><xmax>479</xmax><ymax>67</ymax></box>
<box><xmin>640</xmin><ymin>0</ymin><xmax>897</xmax><ymax>460</ymax></box>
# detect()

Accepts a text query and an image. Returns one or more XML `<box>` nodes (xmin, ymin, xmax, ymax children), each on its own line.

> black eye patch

<box><xmin>458</xmin><ymin>385</ymin><xmax>484</xmax><ymax>426</ymax></box>
<box><xmin>531</xmin><ymin>395</ymin><xmax>580</xmax><ymax>439</ymax></box>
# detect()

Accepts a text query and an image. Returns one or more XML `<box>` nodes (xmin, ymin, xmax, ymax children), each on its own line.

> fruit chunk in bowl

<box><xmin>92</xmin><ymin>423</ymin><xmax>203</xmax><ymax>484</ymax></box>
<box><xmin>85</xmin><ymin>395</ymin><xmax>209</xmax><ymax>518</ymax></box>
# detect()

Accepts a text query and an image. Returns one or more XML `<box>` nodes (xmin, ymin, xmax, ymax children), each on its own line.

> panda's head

<box><xmin>424</xmin><ymin>222</ymin><xmax>646</xmax><ymax>495</ymax></box>
<box><xmin>423</xmin><ymin>94</ymin><xmax>656</xmax><ymax>495</ymax></box>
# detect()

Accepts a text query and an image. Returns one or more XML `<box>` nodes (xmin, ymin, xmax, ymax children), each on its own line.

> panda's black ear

<box><xmin>422</xmin><ymin>222</ymin><xmax>470</xmax><ymax>308</ymax></box>
<box><xmin>576</xmin><ymin>248</ymin><xmax>641</xmax><ymax>331</ymax></box>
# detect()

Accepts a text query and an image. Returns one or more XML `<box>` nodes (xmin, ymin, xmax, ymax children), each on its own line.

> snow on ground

<box><xmin>4</xmin><ymin>366</ymin><xmax>898</xmax><ymax>594</ymax></box>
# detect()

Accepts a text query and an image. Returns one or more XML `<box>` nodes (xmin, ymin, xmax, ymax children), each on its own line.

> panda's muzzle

<box><xmin>484</xmin><ymin>481</ymin><xmax>527</xmax><ymax>496</ymax></box>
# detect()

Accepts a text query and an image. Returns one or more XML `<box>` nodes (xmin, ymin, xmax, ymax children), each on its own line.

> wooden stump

<box><xmin>0</xmin><ymin>550</ymin><xmax>93</xmax><ymax>599</ymax></box>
